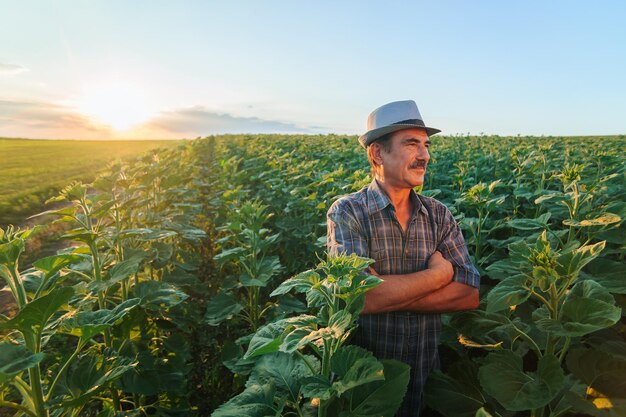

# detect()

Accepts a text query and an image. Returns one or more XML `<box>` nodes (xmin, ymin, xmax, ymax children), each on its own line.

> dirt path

<box><xmin>0</xmin><ymin>289</ymin><xmax>17</xmax><ymax>317</ymax></box>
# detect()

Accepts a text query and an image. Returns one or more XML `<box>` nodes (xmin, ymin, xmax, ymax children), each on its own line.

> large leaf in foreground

<box><xmin>339</xmin><ymin>359</ymin><xmax>410</xmax><ymax>417</ymax></box>
<box><xmin>247</xmin><ymin>352</ymin><xmax>319</xmax><ymax>403</ymax></box>
<box><xmin>533</xmin><ymin>280</ymin><xmax>621</xmax><ymax>337</ymax></box>
<box><xmin>478</xmin><ymin>350</ymin><xmax>564</xmax><ymax>411</ymax></box>
<box><xmin>424</xmin><ymin>360</ymin><xmax>485</xmax><ymax>417</ymax></box>
<box><xmin>211</xmin><ymin>382</ymin><xmax>280</xmax><ymax>417</ymax></box>
<box><xmin>330</xmin><ymin>345</ymin><xmax>384</xmax><ymax>396</ymax></box>
<box><xmin>566</xmin><ymin>347</ymin><xmax>626</xmax><ymax>398</ymax></box>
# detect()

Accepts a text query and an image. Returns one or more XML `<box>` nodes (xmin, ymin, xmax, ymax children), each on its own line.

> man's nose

<box><xmin>418</xmin><ymin>147</ymin><xmax>430</xmax><ymax>160</ymax></box>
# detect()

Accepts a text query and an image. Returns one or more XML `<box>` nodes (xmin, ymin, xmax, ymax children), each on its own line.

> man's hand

<box><xmin>427</xmin><ymin>251</ymin><xmax>454</xmax><ymax>285</ymax></box>
<box><xmin>367</xmin><ymin>266</ymin><xmax>381</xmax><ymax>278</ymax></box>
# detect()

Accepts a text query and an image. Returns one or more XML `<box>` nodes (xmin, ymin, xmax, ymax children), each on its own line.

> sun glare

<box><xmin>74</xmin><ymin>81</ymin><xmax>155</xmax><ymax>131</ymax></box>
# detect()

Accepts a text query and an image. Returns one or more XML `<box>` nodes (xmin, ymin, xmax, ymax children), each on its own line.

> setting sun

<box><xmin>73</xmin><ymin>81</ymin><xmax>155</xmax><ymax>131</ymax></box>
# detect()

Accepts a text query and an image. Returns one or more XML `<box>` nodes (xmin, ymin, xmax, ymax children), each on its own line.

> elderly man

<box><xmin>326</xmin><ymin>100</ymin><xmax>480</xmax><ymax>416</ymax></box>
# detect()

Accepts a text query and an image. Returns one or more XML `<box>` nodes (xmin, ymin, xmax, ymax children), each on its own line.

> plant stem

<box><xmin>558</xmin><ymin>337</ymin><xmax>571</xmax><ymax>363</ymax></box>
<box><xmin>9</xmin><ymin>264</ymin><xmax>27</xmax><ymax>308</ymax></box>
<box><xmin>529</xmin><ymin>289</ymin><xmax>553</xmax><ymax>314</ymax></box>
<box><xmin>46</xmin><ymin>340</ymin><xmax>85</xmax><ymax>401</ymax></box>
<box><xmin>0</xmin><ymin>400</ymin><xmax>38</xmax><ymax>417</ymax></box>
<box><xmin>296</xmin><ymin>351</ymin><xmax>318</xmax><ymax>374</ymax></box>
<box><xmin>28</xmin><ymin>366</ymin><xmax>48</xmax><ymax>417</ymax></box>
<box><xmin>510</xmin><ymin>322</ymin><xmax>543</xmax><ymax>359</ymax></box>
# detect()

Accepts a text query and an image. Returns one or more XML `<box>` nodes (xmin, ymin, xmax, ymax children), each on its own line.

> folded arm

<box><xmin>361</xmin><ymin>252</ymin><xmax>453</xmax><ymax>314</ymax></box>
<box><xmin>397</xmin><ymin>281</ymin><xmax>479</xmax><ymax>313</ymax></box>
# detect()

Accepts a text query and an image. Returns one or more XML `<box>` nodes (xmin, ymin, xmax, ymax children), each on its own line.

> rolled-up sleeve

<box><xmin>327</xmin><ymin>203</ymin><xmax>368</xmax><ymax>258</ymax></box>
<box><xmin>436</xmin><ymin>206</ymin><xmax>480</xmax><ymax>289</ymax></box>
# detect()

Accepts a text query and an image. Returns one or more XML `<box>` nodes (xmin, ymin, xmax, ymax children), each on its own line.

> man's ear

<box><xmin>371</xmin><ymin>142</ymin><xmax>384</xmax><ymax>165</ymax></box>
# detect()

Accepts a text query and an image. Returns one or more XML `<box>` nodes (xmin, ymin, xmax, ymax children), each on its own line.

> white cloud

<box><xmin>0</xmin><ymin>99</ymin><xmax>324</xmax><ymax>139</ymax></box>
<box><xmin>0</xmin><ymin>63</ymin><xmax>29</xmax><ymax>76</ymax></box>
<box><xmin>0</xmin><ymin>98</ymin><xmax>113</xmax><ymax>139</ymax></box>
<box><xmin>131</xmin><ymin>106</ymin><xmax>322</xmax><ymax>138</ymax></box>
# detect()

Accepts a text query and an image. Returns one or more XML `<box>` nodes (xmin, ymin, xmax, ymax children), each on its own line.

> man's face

<box><xmin>376</xmin><ymin>128</ymin><xmax>431</xmax><ymax>189</ymax></box>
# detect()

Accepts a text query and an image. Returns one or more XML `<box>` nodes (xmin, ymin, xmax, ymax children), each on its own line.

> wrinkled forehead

<box><xmin>389</xmin><ymin>127</ymin><xmax>430</xmax><ymax>142</ymax></box>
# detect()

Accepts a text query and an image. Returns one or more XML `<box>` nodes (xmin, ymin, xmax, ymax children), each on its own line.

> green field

<box><xmin>0</xmin><ymin>134</ymin><xmax>624</xmax><ymax>417</ymax></box>
<box><xmin>0</xmin><ymin>138</ymin><xmax>181</xmax><ymax>226</ymax></box>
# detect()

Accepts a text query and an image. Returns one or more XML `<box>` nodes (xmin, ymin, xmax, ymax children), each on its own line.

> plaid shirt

<box><xmin>326</xmin><ymin>179</ymin><xmax>479</xmax><ymax>417</ymax></box>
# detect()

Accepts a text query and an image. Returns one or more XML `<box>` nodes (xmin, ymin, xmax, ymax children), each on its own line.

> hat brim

<box><xmin>358</xmin><ymin>124</ymin><xmax>441</xmax><ymax>148</ymax></box>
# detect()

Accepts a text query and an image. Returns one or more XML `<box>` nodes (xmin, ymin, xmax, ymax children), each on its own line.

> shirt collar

<box><xmin>366</xmin><ymin>179</ymin><xmax>427</xmax><ymax>216</ymax></box>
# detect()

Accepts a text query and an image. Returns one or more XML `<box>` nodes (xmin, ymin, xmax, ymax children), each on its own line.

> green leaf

<box><xmin>214</xmin><ymin>247</ymin><xmax>247</xmax><ymax>264</ymax></box>
<box><xmin>204</xmin><ymin>291</ymin><xmax>244</xmax><ymax>326</ymax></box>
<box><xmin>301</xmin><ymin>375</ymin><xmax>334</xmax><ymax>400</ymax></box>
<box><xmin>0</xmin><ymin>286</ymin><xmax>74</xmax><ymax>334</ymax></box>
<box><xmin>533</xmin><ymin>281</ymin><xmax>621</xmax><ymax>337</ymax></box>
<box><xmin>0</xmin><ymin>342</ymin><xmax>44</xmax><ymax>382</ymax></box>
<box><xmin>61</xmin><ymin>298</ymin><xmax>141</xmax><ymax>342</ymax></box>
<box><xmin>535</xmin><ymin>192</ymin><xmax>565</xmax><ymax>205</ymax></box>
<box><xmin>247</xmin><ymin>352</ymin><xmax>319</xmax><ymax>403</ymax></box>
<box><xmin>507</xmin><ymin>213</ymin><xmax>551</xmax><ymax>230</ymax></box>
<box><xmin>270</xmin><ymin>269</ymin><xmax>321</xmax><ymax>297</ymax></box>
<box><xmin>584</xmin><ymin>258</ymin><xmax>626</xmax><ymax>294</ymax></box>
<box><xmin>555</xmin><ymin>240</ymin><xmax>605</xmax><ymax>279</ymax></box>
<box><xmin>330</xmin><ymin>346</ymin><xmax>384</xmax><ymax>396</ymax></box>
<box><xmin>33</xmin><ymin>254</ymin><xmax>85</xmax><ymax>278</ymax></box>
<box><xmin>566</xmin><ymin>347</ymin><xmax>626</xmax><ymax>398</ymax></box>
<box><xmin>222</xmin><ymin>340</ymin><xmax>256</xmax><ymax>375</ymax></box>
<box><xmin>478</xmin><ymin>350</ymin><xmax>564</xmax><ymax>411</ymax></box>
<box><xmin>248</xmin><ymin>256</ymin><xmax>283</xmax><ymax>286</ymax></box>
<box><xmin>485</xmin><ymin>258</ymin><xmax>518</xmax><ymax>281</ymax></box>
<box><xmin>450</xmin><ymin>309</ymin><xmax>517</xmax><ymax>340</ymax></box>
<box><xmin>563</xmin><ymin>213</ymin><xmax>621</xmax><ymax>227</ymax></box>
<box><xmin>245</xmin><ymin>315</ymin><xmax>317</xmax><ymax>359</ymax></box>
<box><xmin>52</xmin><ymin>353</ymin><xmax>135</xmax><ymax>407</ymax></box>
<box><xmin>211</xmin><ymin>382</ymin><xmax>280</xmax><ymax>417</ymax></box>
<box><xmin>89</xmin><ymin>257</ymin><xmax>143</xmax><ymax>293</ymax></box>
<box><xmin>569</xmin><ymin>395</ymin><xmax>626</xmax><ymax>417</ymax></box>
<box><xmin>486</xmin><ymin>275</ymin><xmax>530</xmax><ymax>313</ymax></box>
<box><xmin>59</xmin><ymin>229</ymin><xmax>98</xmax><ymax>244</ymax></box>
<box><xmin>134</xmin><ymin>281</ymin><xmax>188</xmax><ymax>311</ymax></box>
<box><xmin>339</xmin><ymin>359</ymin><xmax>410</xmax><ymax>417</ymax></box>
<box><xmin>119</xmin><ymin>228</ymin><xmax>178</xmax><ymax>241</ymax></box>
<box><xmin>424</xmin><ymin>360</ymin><xmax>485</xmax><ymax>417</ymax></box>
<box><xmin>475</xmin><ymin>407</ymin><xmax>494</xmax><ymax>417</ymax></box>
<box><xmin>0</xmin><ymin>238</ymin><xmax>25</xmax><ymax>266</ymax></box>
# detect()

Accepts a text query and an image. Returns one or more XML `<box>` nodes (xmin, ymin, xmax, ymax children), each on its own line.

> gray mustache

<box><xmin>409</xmin><ymin>160</ymin><xmax>427</xmax><ymax>169</ymax></box>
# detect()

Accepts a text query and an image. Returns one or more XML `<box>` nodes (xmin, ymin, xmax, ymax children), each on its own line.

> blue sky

<box><xmin>0</xmin><ymin>1</ymin><xmax>625</xmax><ymax>139</ymax></box>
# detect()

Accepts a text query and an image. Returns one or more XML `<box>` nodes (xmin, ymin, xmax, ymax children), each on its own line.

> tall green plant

<box><xmin>213</xmin><ymin>254</ymin><xmax>410</xmax><ymax>417</ymax></box>
<box><xmin>205</xmin><ymin>201</ymin><xmax>283</xmax><ymax>331</ymax></box>
<box><xmin>425</xmin><ymin>231</ymin><xmax>624</xmax><ymax>417</ymax></box>
<box><xmin>0</xmin><ymin>226</ymin><xmax>137</xmax><ymax>417</ymax></box>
